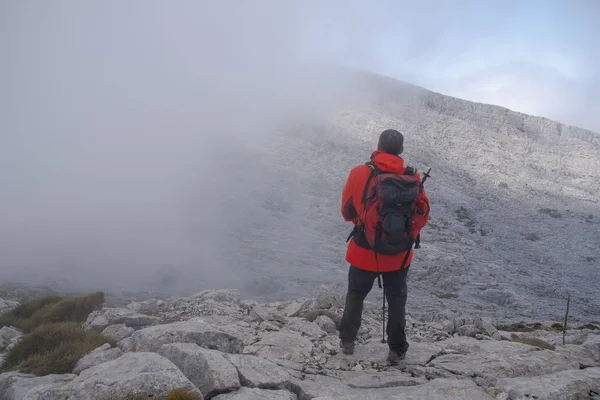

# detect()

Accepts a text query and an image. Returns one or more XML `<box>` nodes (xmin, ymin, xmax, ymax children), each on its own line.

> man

<box><xmin>339</xmin><ymin>129</ymin><xmax>430</xmax><ymax>364</ymax></box>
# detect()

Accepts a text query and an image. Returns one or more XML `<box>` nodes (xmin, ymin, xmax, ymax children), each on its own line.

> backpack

<box><xmin>348</xmin><ymin>161</ymin><xmax>420</xmax><ymax>256</ymax></box>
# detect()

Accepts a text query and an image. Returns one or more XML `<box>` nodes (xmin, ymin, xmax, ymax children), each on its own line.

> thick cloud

<box><xmin>0</xmin><ymin>0</ymin><xmax>597</xmax><ymax>294</ymax></box>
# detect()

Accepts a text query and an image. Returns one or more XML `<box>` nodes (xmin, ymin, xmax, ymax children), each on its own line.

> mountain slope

<box><xmin>2</xmin><ymin>70</ymin><xmax>598</xmax><ymax>325</ymax></box>
<box><xmin>222</xmin><ymin>70</ymin><xmax>600</xmax><ymax>324</ymax></box>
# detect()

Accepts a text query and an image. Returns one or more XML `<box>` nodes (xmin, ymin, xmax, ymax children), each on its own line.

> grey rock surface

<box><xmin>0</xmin><ymin>299</ymin><xmax>19</xmax><ymax>316</ymax></box>
<box><xmin>495</xmin><ymin>367</ymin><xmax>600</xmax><ymax>400</ymax></box>
<box><xmin>244</xmin><ymin>330</ymin><xmax>314</xmax><ymax>363</ymax></box>
<box><xmin>72</xmin><ymin>344</ymin><xmax>123</xmax><ymax>374</ymax></box>
<box><xmin>430</xmin><ymin>337</ymin><xmax>581</xmax><ymax>378</ymax></box>
<box><xmin>227</xmin><ymin>354</ymin><xmax>291</xmax><ymax>389</ymax></box>
<box><xmin>314</xmin><ymin>315</ymin><xmax>337</xmax><ymax>335</ymax></box>
<box><xmin>131</xmin><ymin>317</ymin><xmax>244</xmax><ymax>353</ymax></box>
<box><xmin>158</xmin><ymin>343</ymin><xmax>240</xmax><ymax>398</ymax></box>
<box><xmin>101</xmin><ymin>323</ymin><xmax>135</xmax><ymax>342</ymax></box>
<box><xmin>83</xmin><ymin>307</ymin><xmax>159</xmax><ymax>332</ymax></box>
<box><xmin>212</xmin><ymin>387</ymin><xmax>297</xmax><ymax>400</ymax></box>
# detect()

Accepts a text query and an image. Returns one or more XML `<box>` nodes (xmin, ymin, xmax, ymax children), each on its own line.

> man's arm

<box><xmin>341</xmin><ymin>169</ymin><xmax>358</xmax><ymax>223</ymax></box>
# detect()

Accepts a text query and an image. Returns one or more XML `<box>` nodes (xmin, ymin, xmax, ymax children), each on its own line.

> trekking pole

<box><xmin>381</xmin><ymin>283</ymin><xmax>386</xmax><ymax>343</ymax></box>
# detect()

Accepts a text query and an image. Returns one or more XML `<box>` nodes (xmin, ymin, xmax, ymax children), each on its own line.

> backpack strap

<box><xmin>361</xmin><ymin>161</ymin><xmax>381</xmax><ymax>206</ymax></box>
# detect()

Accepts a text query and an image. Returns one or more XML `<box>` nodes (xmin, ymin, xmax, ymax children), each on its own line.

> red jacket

<box><xmin>341</xmin><ymin>150</ymin><xmax>430</xmax><ymax>272</ymax></box>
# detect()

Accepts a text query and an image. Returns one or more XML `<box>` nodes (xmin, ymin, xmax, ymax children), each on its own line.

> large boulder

<box><xmin>430</xmin><ymin>337</ymin><xmax>581</xmax><ymax>379</ymax></box>
<box><xmin>0</xmin><ymin>327</ymin><xmax>22</xmax><ymax>352</ymax></box>
<box><xmin>287</xmin><ymin>319</ymin><xmax>326</xmax><ymax>339</ymax></box>
<box><xmin>494</xmin><ymin>367</ymin><xmax>600</xmax><ymax>400</ymax></box>
<box><xmin>308</xmin><ymin>378</ymin><xmax>495</xmax><ymax>400</ymax></box>
<box><xmin>158</xmin><ymin>343</ymin><xmax>240</xmax><ymax>398</ymax></box>
<box><xmin>226</xmin><ymin>354</ymin><xmax>291</xmax><ymax>389</ymax></box>
<box><xmin>101</xmin><ymin>324</ymin><xmax>135</xmax><ymax>342</ymax></box>
<box><xmin>0</xmin><ymin>372</ymin><xmax>78</xmax><ymax>400</ymax></box>
<box><xmin>72</xmin><ymin>343</ymin><xmax>123</xmax><ymax>375</ymax></box>
<box><xmin>83</xmin><ymin>308</ymin><xmax>159</xmax><ymax>332</ymax></box>
<box><xmin>131</xmin><ymin>317</ymin><xmax>244</xmax><ymax>353</ymax></box>
<box><xmin>0</xmin><ymin>299</ymin><xmax>19</xmax><ymax>316</ymax></box>
<box><xmin>212</xmin><ymin>387</ymin><xmax>297</xmax><ymax>400</ymax></box>
<box><xmin>314</xmin><ymin>315</ymin><xmax>337</xmax><ymax>335</ymax></box>
<box><xmin>0</xmin><ymin>352</ymin><xmax>201</xmax><ymax>400</ymax></box>
<box><xmin>73</xmin><ymin>352</ymin><xmax>201</xmax><ymax>399</ymax></box>
<box><xmin>243</xmin><ymin>330</ymin><xmax>314</xmax><ymax>363</ymax></box>
<box><xmin>314</xmin><ymin>285</ymin><xmax>344</xmax><ymax>309</ymax></box>
<box><xmin>126</xmin><ymin>299</ymin><xmax>165</xmax><ymax>315</ymax></box>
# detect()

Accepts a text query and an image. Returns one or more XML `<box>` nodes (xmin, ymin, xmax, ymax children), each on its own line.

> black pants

<box><xmin>339</xmin><ymin>265</ymin><xmax>409</xmax><ymax>354</ymax></box>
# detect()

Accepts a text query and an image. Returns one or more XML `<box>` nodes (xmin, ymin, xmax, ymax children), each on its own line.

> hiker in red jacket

<box><xmin>339</xmin><ymin>129</ymin><xmax>430</xmax><ymax>364</ymax></box>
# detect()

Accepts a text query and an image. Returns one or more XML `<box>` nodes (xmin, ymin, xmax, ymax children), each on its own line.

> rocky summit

<box><xmin>1</xmin><ymin>288</ymin><xmax>600</xmax><ymax>400</ymax></box>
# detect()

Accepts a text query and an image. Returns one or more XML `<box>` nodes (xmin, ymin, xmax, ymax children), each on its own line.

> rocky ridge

<box><xmin>1</xmin><ymin>288</ymin><xmax>600</xmax><ymax>400</ymax></box>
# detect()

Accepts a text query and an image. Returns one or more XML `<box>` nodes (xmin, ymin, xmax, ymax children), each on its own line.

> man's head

<box><xmin>377</xmin><ymin>129</ymin><xmax>404</xmax><ymax>155</ymax></box>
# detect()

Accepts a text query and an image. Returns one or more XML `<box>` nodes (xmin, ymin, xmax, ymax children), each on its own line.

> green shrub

<box><xmin>25</xmin><ymin>291</ymin><xmax>105</xmax><ymax>331</ymax></box>
<box><xmin>0</xmin><ymin>295</ymin><xmax>63</xmax><ymax>330</ymax></box>
<box><xmin>18</xmin><ymin>333</ymin><xmax>109</xmax><ymax>375</ymax></box>
<box><xmin>550</xmin><ymin>323</ymin><xmax>564</xmax><ymax>331</ymax></box>
<box><xmin>511</xmin><ymin>334</ymin><xmax>555</xmax><ymax>350</ymax></box>
<box><xmin>578</xmin><ymin>323</ymin><xmax>599</xmax><ymax>330</ymax></box>
<box><xmin>1</xmin><ymin>322</ymin><xmax>111</xmax><ymax>375</ymax></box>
<box><xmin>496</xmin><ymin>322</ymin><xmax>541</xmax><ymax>332</ymax></box>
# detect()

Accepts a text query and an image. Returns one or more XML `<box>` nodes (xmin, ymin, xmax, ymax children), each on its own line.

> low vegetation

<box><xmin>104</xmin><ymin>389</ymin><xmax>202</xmax><ymax>400</ymax></box>
<box><xmin>434</xmin><ymin>292</ymin><xmax>459</xmax><ymax>299</ymax></box>
<box><xmin>456</xmin><ymin>206</ymin><xmax>477</xmax><ymax>234</ymax></box>
<box><xmin>496</xmin><ymin>321</ymin><xmax>599</xmax><ymax>332</ymax></box>
<box><xmin>0</xmin><ymin>295</ymin><xmax>63</xmax><ymax>330</ymax></box>
<box><xmin>511</xmin><ymin>334</ymin><xmax>556</xmax><ymax>351</ymax></box>
<box><xmin>1</xmin><ymin>291</ymin><xmax>111</xmax><ymax>375</ymax></box>
<box><xmin>0</xmin><ymin>291</ymin><xmax>104</xmax><ymax>332</ymax></box>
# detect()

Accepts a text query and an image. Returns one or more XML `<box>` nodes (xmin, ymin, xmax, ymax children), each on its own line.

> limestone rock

<box><xmin>0</xmin><ymin>299</ymin><xmax>19</xmax><ymax>316</ymax></box>
<box><xmin>158</xmin><ymin>343</ymin><xmax>240</xmax><ymax>398</ymax></box>
<box><xmin>260</xmin><ymin>321</ymin><xmax>281</xmax><ymax>331</ymax></box>
<box><xmin>101</xmin><ymin>324</ymin><xmax>135</xmax><ymax>342</ymax></box>
<box><xmin>116</xmin><ymin>337</ymin><xmax>135</xmax><ymax>352</ymax></box>
<box><xmin>456</xmin><ymin>324</ymin><xmax>478</xmax><ymax>337</ymax></box>
<box><xmin>475</xmin><ymin>317</ymin><xmax>502</xmax><ymax>340</ymax></box>
<box><xmin>583</xmin><ymin>334</ymin><xmax>600</xmax><ymax>362</ymax></box>
<box><xmin>494</xmin><ymin>367</ymin><xmax>600</xmax><ymax>400</ymax></box>
<box><xmin>314</xmin><ymin>285</ymin><xmax>344</xmax><ymax>309</ymax></box>
<box><xmin>226</xmin><ymin>354</ymin><xmax>291</xmax><ymax>389</ymax></box>
<box><xmin>340</xmin><ymin>370</ymin><xmax>426</xmax><ymax>389</ymax></box>
<box><xmin>126</xmin><ymin>299</ymin><xmax>165</xmax><ymax>315</ymax></box>
<box><xmin>1</xmin><ymin>352</ymin><xmax>201</xmax><ymax>399</ymax></box>
<box><xmin>0</xmin><ymin>327</ymin><xmax>22</xmax><ymax>352</ymax></box>
<box><xmin>244</xmin><ymin>330</ymin><xmax>314</xmax><ymax>363</ymax></box>
<box><xmin>191</xmin><ymin>289</ymin><xmax>241</xmax><ymax>304</ymax></box>
<box><xmin>431</xmin><ymin>337</ymin><xmax>581</xmax><ymax>379</ymax></box>
<box><xmin>83</xmin><ymin>308</ymin><xmax>159</xmax><ymax>332</ymax></box>
<box><xmin>73</xmin><ymin>344</ymin><xmax>123</xmax><ymax>374</ymax></box>
<box><xmin>287</xmin><ymin>318</ymin><xmax>326</xmax><ymax>339</ymax></box>
<box><xmin>554</xmin><ymin>344</ymin><xmax>599</xmax><ymax>368</ymax></box>
<box><xmin>250</xmin><ymin>305</ymin><xmax>287</xmax><ymax>324</ymax></box>
<box><xmin>212</xmin><ymin>387</ymin><xmax>297</xmax><ymax>400</ymax></box>
<box><xmin>314</xmin><ymin>315</ymin><xmax>337</xmax><ymax>335</ymax></box>
<box><xmin>131</xmin><ymin>317</ymin><xmax>244</xmax><ymax>353</ymax></box>
<box><xmin>74</xmin><ymin>352</ymin><xmax>201</xmax><ymax>399</ymax></box>
<box><xmin>310</xmin><ymin>377</ymin><xmax>495</xmax><ymax>400</ymax></box>
<box><xmin>0</xmin><ymin>372</ymin><xmax>78</xmax><ymax>400</ymax></box>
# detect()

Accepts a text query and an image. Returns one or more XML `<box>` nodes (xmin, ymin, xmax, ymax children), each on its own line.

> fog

<box><xmin>0</xmin><ymin>1</ymin><xmax>364</xmax><ymax>293</ymax></box>
<box><xmin>1</xmin><ymin>1</ymin><xmax>598</xmax><ymax>298</ymax></box>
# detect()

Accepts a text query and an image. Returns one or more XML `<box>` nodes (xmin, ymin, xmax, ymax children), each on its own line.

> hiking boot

<box><xmin>339</xmin><ymin>340</ymin><xmax>355</xmax><ymax>355</ymax></box>
<box><xmin>387</xmin><ymin>349</ymin><xmax>406</xmax><ymax>365</ymax></box>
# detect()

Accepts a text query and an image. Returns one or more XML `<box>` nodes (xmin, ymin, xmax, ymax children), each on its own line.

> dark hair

<box><xmin>377</xmin><ymin>129</ymin><xmax>404</xmax><ymax>155</ymax></box>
